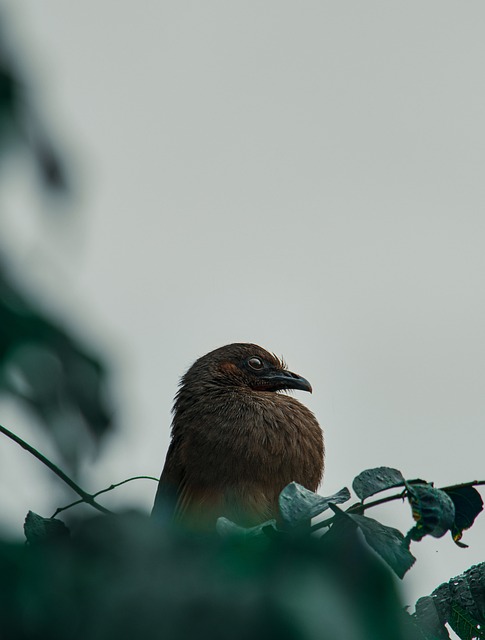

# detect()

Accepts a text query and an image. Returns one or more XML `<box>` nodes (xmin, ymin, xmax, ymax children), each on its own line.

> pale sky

<box><xmin>0</xmin><ymin>1</ymin><xmax>484</xmax><ymax>611</ymax></box>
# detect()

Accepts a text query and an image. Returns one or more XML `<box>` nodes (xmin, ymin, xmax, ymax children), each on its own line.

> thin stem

<box><xmin>440</xmin><ymin>480</ymin><xmax>485</xmax><ymax>491</ymax></box>
<box><xmin>0</xmin><ymin>423</ymin><xmax>112</xmax><ymax>515</ymax></box>
<box><xmin>347</xmin><ymin>490</ymin><xmax>407</xmax><ymax>514</ymax></box>
<box><xmin>51</xmin><ymin>475</ymin><xmax>158</xmax><ymax>518</ymax></box>
<box><xmin>310</xmin><ymin>515</ymin><xmax>335</xmax><ymax>533</ymax></box>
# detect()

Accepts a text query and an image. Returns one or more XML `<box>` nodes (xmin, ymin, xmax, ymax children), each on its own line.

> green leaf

<box><xmin>449</xmin><ymin>603</ymin><xmax>485</xmax><ymax>640</ymax></box>
<box><xmin>443</xmin><ymin>486</ymin><xmax>484</xmax><ymax>548</ymax></box>
<box><xmin>352</xmin><ymin>467</ymin><xmax>405</xmax><ymax>501</ymax></box>
<box><xmin>413</xmin><ymin>596</ymin><xmax>451</xmax><ymax>639</ymax></box>
<box><xmin>24</xmin><ymin>511</ymin><xmax>69</xmax><ymax>545</ymax></box>
<box><xmin>329</xmin><ymin>504</ymin><xmax>416</xmax><ymax>579</ymax></box>
<box><xmin>414</xmin><ymin>563</ymin><xmax>485</xmax><ymax>640</ymax></box>
<box><xmin>0</xmin><ymin>267</ymin><xmax>114</xmax><ymax>470</ymax></box>
<box><xmin>216</xmin><ymin>517</ymin><xmax>277</xmax><ymax>539</ymax></box>
<box><xmin>278</xmin><ymin>482</ymin><xmax>350</xmax><ymax>528</ymax></box>
<box><xmin>406</xmin><ymin>484</ymin><xmax>455</xmax><ymax>541</ymax></box>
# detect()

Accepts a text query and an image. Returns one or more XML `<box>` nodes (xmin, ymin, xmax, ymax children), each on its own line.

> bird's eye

<box><xmin>248</xmin><ymin>356</ymin><xmax>264</xmax><ymax>370</ymax></box>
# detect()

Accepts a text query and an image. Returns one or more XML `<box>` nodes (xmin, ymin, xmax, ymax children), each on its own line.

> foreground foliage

<box><xmin>1</xmin><ymin>510</ymin><xmax>411</xmax><ymax>640</ymax></box>
<box><xmin>4</xmin><ymin>459</ymin><xmax>481</xmax><ymax>640</ymax></box>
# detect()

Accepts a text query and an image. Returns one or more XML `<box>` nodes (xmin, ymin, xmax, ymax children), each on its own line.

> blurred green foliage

<box><xmin>0</xmin><ymin>18</ymin><xmax>113</xmax><ymax>469</ymax></box>
<box><xmin>0</xmin><ymin>511</ymin><xmax>413</xmax><ymax>640</ymax></box>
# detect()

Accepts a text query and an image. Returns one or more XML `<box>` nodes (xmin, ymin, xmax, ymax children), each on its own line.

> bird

<box><xmin>152</xmin><ymin>343</ymin><xmax>324</xmax><ymax>530</ymax></box>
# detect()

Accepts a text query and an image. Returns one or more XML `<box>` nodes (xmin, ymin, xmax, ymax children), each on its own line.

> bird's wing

<box><xmin>152</xmin><ymin>437</ymin><xmax>221</xmax><ymax>527</ymax></box>
<box><xmin>151</xmin><ymin>438</ymin><xmax>187</xmax><ymax>523</ymax></box>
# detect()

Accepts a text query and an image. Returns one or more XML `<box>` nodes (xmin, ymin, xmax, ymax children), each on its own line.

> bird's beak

<box><xmin>259</xmin><ymin>369</ymin><xmax>313</xmax><ymax>393</ymax></box>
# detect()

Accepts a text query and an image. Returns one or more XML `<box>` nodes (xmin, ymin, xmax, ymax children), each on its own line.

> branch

<box><xmin>441</xmin><ymin>480</ymin><xmax>485</xmax><ymax>491</ymax></box>
<box><xmin>0</xmin><ymin>423</ymin><xmax>112</xmax><ymax>515</ymax></box>
<box><xmin>51</xmin><ymin>475</ymin><xmax>158</xmax><ymax>518</ymax></box>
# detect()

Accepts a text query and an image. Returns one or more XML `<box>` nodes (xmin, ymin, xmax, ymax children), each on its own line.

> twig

<box><xmin>441</xmin><ymin>480</ymin><xmax>485</xmax><ymax>491</ymax></box>
<box><xmin>51</xmin><ymin>475</ymin><xmax>158</xmax><ymax>518</ymax></box>
<box><xmin>0</xmin><ymin>423</ymin><xmax>112</xmax><ymax>515</ymax></box>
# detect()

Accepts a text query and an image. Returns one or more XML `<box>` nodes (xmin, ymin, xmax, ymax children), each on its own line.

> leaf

<box><xmin>406</xmin><ymin>484</ymin><xmax>455</xmax><ymax>541</ymax></box>
<box><xmin>1</xmin><ymin>510</ymin><xmax>412</xmax><ymax>640</ymax></box>
<box><xmin>443</xmin><ymin>486</ymin><xmax>484</xmax><ymax>548</ymax></box>
<box><xmin>278</xmin><ymin>482</ymin><xmax>350</xmax><ymax>528</ymax></box>
<box><xmin>24</xmin><ymin>511</ymin><xmax>69</xmax><ymax>545</ymax></box>
<box><xmin>449</xmin><ymin>603</ymin><xmax>485</xmax><ymax>640</ymax></box>
<box><xmin>329</xmin><ymin>504</ymin><xmax>416</xmax><ymax>579</ymax></box>
<box><xmin>413</xmin><ymin>562</ymin><xmax>485</xmax><ymax>640</ymax></box>
<box><xmin>0</xmin><ymin>266</ymin><xmax>114</xmax><ymax>469</ymax></box>
<box><xmin>352</xmin><ymin>466</ymin><xmax>405</xmax><ymax>501</ymax></box>
<box><xmin>216</xmin><ymin>517</ymin><xmax>277</xmax><ymax>539</ymax></box>
<box><xmin>413</xmin><ymin>596</ymin><xmax>451</xmax><ymax>639</ymax></box>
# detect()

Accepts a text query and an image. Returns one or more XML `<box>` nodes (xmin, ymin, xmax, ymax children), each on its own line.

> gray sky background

<box><xmin>1</xmin><ymin>1</ymin><xmax>484</xmax><ymax>611</ymax></box>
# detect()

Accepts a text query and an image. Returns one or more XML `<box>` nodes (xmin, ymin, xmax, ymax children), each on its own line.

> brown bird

<box><xmin>152</xmin><ymin>343</ymin><xmax>324</xmax><ymax>529</ymax></box>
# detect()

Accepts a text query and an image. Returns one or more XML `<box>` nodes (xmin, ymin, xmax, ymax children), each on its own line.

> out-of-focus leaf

<box><xmin>352</xmin><ymin>467</ymin><xmax>405</xmax><ymax>501</ymax></box>
<box><xmin>413</xmin><ymin>563</ymin><xmax>485</xmax><ymax>640</ymax></box>
<box><xmin>0</xmin><ymin>33</ymin><xmax>68</xmax><ymax>193</ymax></box>
<box><xmin>279</xmin><ymin>482</ymin><xmax>350</xmax><ymax>528</ymax></box>
<box><xmin>0</xmin><ymin>265</ymin><xmax>113</xmax><ymax>467</ymax></box>
<box><xmin>24</xmin><ymin>511</ymin><xmax>69</xmax><ymax>545</ymax></box>
<box><xmin>30</xmin><ymin>131</ymin><xmax>68</xmax><ymax>192</ymax></box>
<box><xmin>0</xmin><ymin>69</ymin><xmax>16</xmax><ymax>121</ymax></box>
<box><xmin>329</xmin><ymin>504</ymin><xmax>416</xmax><ymax>579</ymax></box>
<box><xmin>443</xmin><ymin>486</ymin><xmax>484</xmax><ymax>548</ymax></box>
<box><xmin>216</xmin><ymin>517</ymin><xmax>277</xmax><ymax>539</ymax></box>
<box><xmin>406</xmin><ymin>484</ymin><xmax>455</xmax><ymax>542</ymax></box>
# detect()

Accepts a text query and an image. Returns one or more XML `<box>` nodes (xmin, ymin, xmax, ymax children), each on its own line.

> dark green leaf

<box><xmin>449</xmin><ymin>603</ymin><xmax>485</xmax><ymax>640</ymax></box>
<box><xmin>279</xmin><ymin>482</ymin><xmax>350</xmax><ymax>527</ymax></box>
<box><xmin>24</xmin><ymin>511</ymin><xmax>69</xmax><ymax>545</ymax></box>
<box><xmin>413</xmin><ymin>596</ymin><xmax>451</xmax><ymax>639</ymax></box>
<box><xmin>0</xmin><ymin>265</ymin><xmax>114</xmax><ymax>469</ymax></box>
<box><xmin>413</xmin><ymin>561</ymin><xmax>485</xmax><ymax>640</ymax></box>
<box><xmin>443</xmin><ymin>486</ymin><xmax>484</xmax><ymax>548</ymax></box>
<box><xmin>406</xmin><ymin>484</ymin><xmax>455</xmax><ymax>541</ymax></box>
<box><xmin>329</xmin><ymin>504</ymin><xmax>416</xmax><ymax>579</ymax></box>
<box><xmin>352</xmin><ymin>467</ymin><xmax>405</xmax><ymax>501</ymax></box>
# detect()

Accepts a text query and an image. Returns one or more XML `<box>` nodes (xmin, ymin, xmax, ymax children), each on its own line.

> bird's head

<box><xmin>177</xmin><ymin>343</ymin><xmax>312</xmax><ymax>399</ymax></box>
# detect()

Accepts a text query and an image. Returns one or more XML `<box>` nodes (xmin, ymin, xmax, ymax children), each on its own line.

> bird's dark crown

<box><xmin>175</xmin><ymin>343</ymin><xmax>312</xmax><ymax>410</ymax></box>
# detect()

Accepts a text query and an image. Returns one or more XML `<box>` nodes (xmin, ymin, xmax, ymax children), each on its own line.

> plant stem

<box><xmin>0</xmin><ymin>423</ymin><xmax>112</xmax><ymax>515</ymax></box>
<box><xmin>51</xmin><ymin>475</ymin><xmax>158</xmax><ymax>518</ymax></box>
<box><xmin>441</xmin><ymin>480</ymin><xmax>485</xmax><ymax>491</ymax></box>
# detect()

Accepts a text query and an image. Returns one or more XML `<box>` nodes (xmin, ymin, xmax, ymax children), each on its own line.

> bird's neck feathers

<box><xmin>171</xmin><ymin>379</ymin><xmax>317</xmax><ymax>437</ymax></box>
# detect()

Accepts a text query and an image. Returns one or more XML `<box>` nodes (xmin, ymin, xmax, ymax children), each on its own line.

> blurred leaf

<box><xmin>24</xmin><ymin>511</ymin><xmax>69</xmax><ymax>545</ymax></box>
<box><xmin>0</xmin><ymin>31</ymin><xmax>68</xmax><ymax>193</ymax></box>
<box><xmin>0</xmin><ymin>65</ymin><xmax>16</xmax><ymax>121</ymax></box>
<box><xmin>352</xmin><ymin>467</ymin><xmax>405</xmax><ymax>501</ymax></box>
<box><xmin>279</xmin><ymin>482</ymin><xmax>350</xmax><ymax>528</ymax></box>
<box><xmin>0</xmin><ymin>265</ymin><xmax>113</xmax><ymax>467</ymax></box>
<box><xmin>30</xmin><ymin>130</ymin><xmax>68</xmax><ymax>192</ymax></box>
<box><xmin>443</xmin><ymin>486</ymin><xmax>484</xmax><ymax>548</ymax></box>
<box><xmin>329</xmin><ymin>504</ymin><xmax>416</xmax><ymax>579</ymax></box>
<box><xmin>406</xmin><ymin>484</ymin><xmax>455</xmax><ymax>542</ymax></box>
<box><xmin>216</xmin><ymin>517</ymin><xmax>277</xmax><ymax>539</ymax></box>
